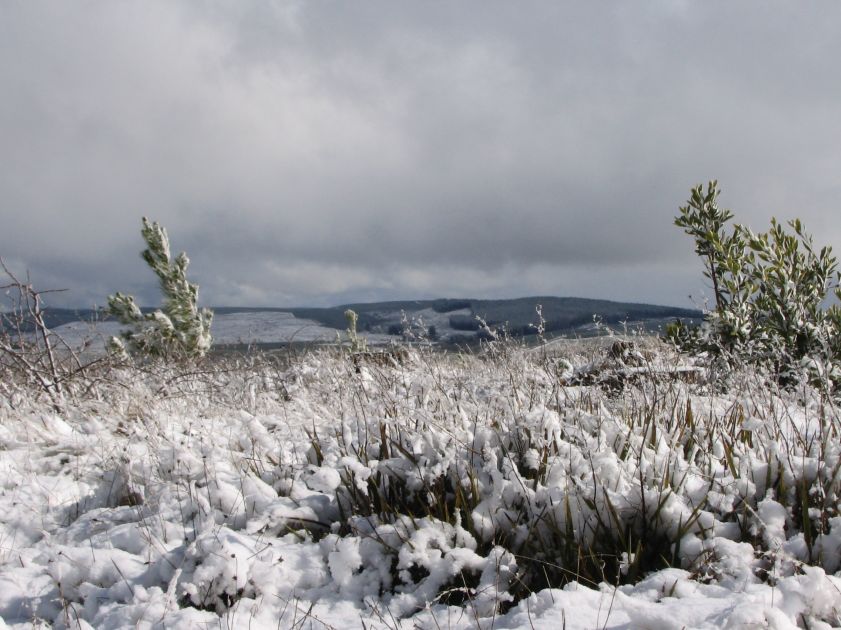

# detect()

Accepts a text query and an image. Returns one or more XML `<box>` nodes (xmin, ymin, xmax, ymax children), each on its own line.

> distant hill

<box><xmin>16</xmin><ymin>297</ymin><xmax>702</xmax><ymax>345</ymax></box>
<box><xmin>222</xmin><ymin>296</ymin><xmax>701</xmax><ymax>342</ymax></box>
<box><xmin>323</xmin><ymin>296</ymin><xmax>701</xmax><ymax>340</ymax></box>
<box><xmin>12</xmin><ymin>307</ymin><xmax>106</xmax><ymax>332</ymax></box>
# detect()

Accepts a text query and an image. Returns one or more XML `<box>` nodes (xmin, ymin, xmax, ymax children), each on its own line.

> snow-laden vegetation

<box><xmin>2</xmin><ymin>337</ymin><xmax>841</xmax><ymax>629</ymax></box>
<box><xmin>671</xmin><ymin>181</ymin><xmax>841</xmax><ymax>392</ymax></box>
<box><xmin>3</xmin><ymin>186</ymin><xmax>841</xmax><ymax>627</ymax></box>
<box><xmin>108</xmin><ymin>218</ymin><xmax>213</xmax><ymax>361</ymax></box>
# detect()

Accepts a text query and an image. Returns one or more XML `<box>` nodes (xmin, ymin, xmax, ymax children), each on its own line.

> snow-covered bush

<box><xmin>674</xmin><ymin>181</ymin><xmax>841</xmax><ymax>391</ymax></box>
<box><xmin>294</xmin><ymin>343</ymin><xmax>839</xmax><ymax>613</ymax></box>
<box><xmin>3</xmin><ymin>337</ymin><xmax>841</xmax><ymax>627</ymax></box>
<box><xmin>108</xmin><ymin>218</ymin><xmax>213</xmax><ymax>360</ymax></box>
<box><xmin>344</xmin><ymin>308</ymin><xmax>367</xmax><ymax>354</ymax></box>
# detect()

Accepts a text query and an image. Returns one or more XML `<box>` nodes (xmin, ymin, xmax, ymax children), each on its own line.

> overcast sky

<box><xmin>2</xmin><ymin>2</ymin><xmax>840</xmax><ymax>309</ymax></box>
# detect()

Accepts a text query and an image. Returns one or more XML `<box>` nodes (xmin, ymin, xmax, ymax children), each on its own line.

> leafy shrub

<box><xmin>108</xmin><ymin>218</ymin><xmax>213</xmax><ymax>360</ymax></box>
<box><xmin>674</xmin><ymin>181</ymin><xmax>841</xmax><ymax>389</ymax></box>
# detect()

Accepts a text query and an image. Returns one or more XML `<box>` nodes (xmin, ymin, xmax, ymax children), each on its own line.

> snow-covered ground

<box><xmin>1</xmin><ymin>341</ymin><xmax>840</xmax><ymax>628</ymax></box>
<box><xmin>51</xmin><ymin>310</ymin><xmax>394</xmax><ymax>349</ymax></box>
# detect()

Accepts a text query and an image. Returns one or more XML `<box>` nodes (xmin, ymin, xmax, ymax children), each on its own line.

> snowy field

<box><xmin>1</xmin><ymin>339</ymin><xmax>841</xmax><ymax>628</ymax></box>
<box><xmin>50</xmin><ymin>311</ymin><xmax>394</xmax><ymax>350</ymax></box>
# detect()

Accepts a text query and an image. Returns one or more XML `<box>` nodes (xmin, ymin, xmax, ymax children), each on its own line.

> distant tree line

<box><xmin>431</xmin><ymin>299</ymin><xmax>473</xmax><ymax>313</ymax></box>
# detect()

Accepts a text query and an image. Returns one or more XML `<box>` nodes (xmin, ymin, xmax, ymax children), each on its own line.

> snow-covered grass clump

<box><xmin>1</xmin><ymin>339</ymin><xmax>841</xmax><ymax>628</ymax></box>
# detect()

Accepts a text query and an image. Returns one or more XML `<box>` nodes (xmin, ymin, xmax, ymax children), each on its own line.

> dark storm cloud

<box><xmin>2</xmin><ymin>1</ymin><xmax>840</xmax><ymax>308</ymax></box>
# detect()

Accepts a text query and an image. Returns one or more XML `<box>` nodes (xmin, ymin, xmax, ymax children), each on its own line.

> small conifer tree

<box><xmin>108</xmin><ymin>218</ymin><xmax>213</xmax><ymax>360</ymax></box>
<box><xmin>344</xmin><ymin>309</ymin><xmax>367</xmax><ymax>353</ymax></box>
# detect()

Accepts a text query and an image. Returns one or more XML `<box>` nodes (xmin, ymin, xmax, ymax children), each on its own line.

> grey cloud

<box><xmin>2</xmin><ymin>1</ymin><xmax>840</xmax><ymax>309</ymax></box>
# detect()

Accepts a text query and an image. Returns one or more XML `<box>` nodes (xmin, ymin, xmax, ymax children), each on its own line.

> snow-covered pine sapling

<box><xmin>108</xmin><ymin>218</ymin><xmax>213</xmax><ymax>360</ymax></box>
<box><xmin>344</xmin><ymin>309</ymin><xmax>367</xmax><ymax>353</ymax></box>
